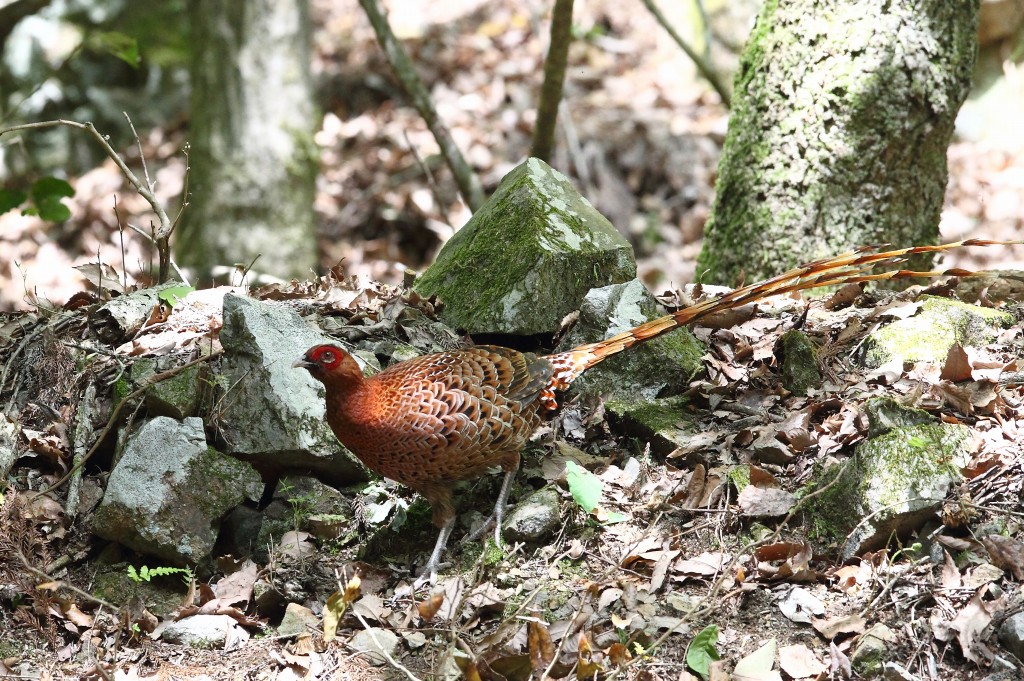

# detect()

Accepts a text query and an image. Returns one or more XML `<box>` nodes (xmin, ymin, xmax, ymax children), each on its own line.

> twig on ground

<box><xmin>347</xmin><ymin>583</ymin><xmax>424</xmax><ymax>681</ymax></box>
<box><xmin>16</xmin><ymin>548</ymin><xmax>118</xmax><ymax>610</ymax></box>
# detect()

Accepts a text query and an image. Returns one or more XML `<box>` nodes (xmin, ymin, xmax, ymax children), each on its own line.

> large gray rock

<box><xmin>93</xmin><ymin>417</ymin><xmax>262</xmax><ymax>565</ymax></box>
<box><xmin>415</xmin><ymin>157</ymin><xmax>636</xmax><ymax>335</ymax></box>
<box><xmin>555</xmin><ymin>279</ymin><xmax>703</xmax><ymax>403</ymax></box>
<box><xmin>218</xmin><ymin>294</ymin><xmax>368</xmax><ymax>483</ymax></box>
<box><xmin>999</xmin><ymin>612</ymin><xmax>1024</xmax><ymax>662</ymax></box>
<box><xmin>807</xmin><ymin>422</ymin><xmax>972</xmax><ymax>560</ymax></box>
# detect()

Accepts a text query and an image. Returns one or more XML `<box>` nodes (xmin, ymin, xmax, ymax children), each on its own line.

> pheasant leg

<box><xmin>467</xmin><ymin>465</ymin><xmax>517</xmax><ymax>545</ymax></box>
<box><xmin>416</xmin><ymin>515</ymin><xmax>456</xmax><ymax>585</ymax></box>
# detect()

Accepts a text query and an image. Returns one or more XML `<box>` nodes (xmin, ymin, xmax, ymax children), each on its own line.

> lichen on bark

<box><xmin>699</xmin><ymin>0</ymin><xmax>980</xmax><ymax>284</ymax></box>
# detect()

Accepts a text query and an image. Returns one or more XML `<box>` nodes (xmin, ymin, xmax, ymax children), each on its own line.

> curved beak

<box><xmin>292</xmin><ymin>357</ymin><xmax>314</xmax><ymax>369</ymax></box>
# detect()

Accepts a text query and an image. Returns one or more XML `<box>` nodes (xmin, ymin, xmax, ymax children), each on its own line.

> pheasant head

<box><xmin>293</xmin><ymin>344</ymin><xmax>366</xmax><ymax>394</ymax></box>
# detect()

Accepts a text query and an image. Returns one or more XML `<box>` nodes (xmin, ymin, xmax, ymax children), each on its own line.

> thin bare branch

<box><xmin>357</xmin><ymin>0</ymin><xmax>485</xmax><ymax>213</ymax></box>
<box><xmin>642</xmin><ymin>0</ymin><xmax>732</xmax><ymax>108</ymax></box>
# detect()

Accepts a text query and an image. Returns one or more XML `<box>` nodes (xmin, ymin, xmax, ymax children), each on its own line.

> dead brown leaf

<box><xmin>779</xmin><ymin>643</ymin><xmax>826</xmax><ymax>678</ymax></box>
<box><xmin>931</xmin><ymin>587</ymin><xmax>999</xmax><ymax>664</ymax></box>
<box><xmin>812</xmin><ymin>614</ymin><xmax>866</xmax><ymax>640</ymax></box>
<box><xmin>528</xmin><ymin>620</ymin><xmax>554</xmax><ymax>670</ymax></box>
<box><xmin>738</xmin><ymin>485</ymin><xmax>796</xmax><ymax>517</ymax></box>
<box><xmin>980</xmin><ymin>534</ymin><xmax>1024</xmax><ymax>580</ymax></box>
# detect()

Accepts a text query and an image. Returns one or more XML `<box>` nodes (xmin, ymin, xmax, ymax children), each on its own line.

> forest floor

<box><xmin>1</xmin><ymin>0</ymin><xmax>1024</xmax><ymax>679</ymax></box>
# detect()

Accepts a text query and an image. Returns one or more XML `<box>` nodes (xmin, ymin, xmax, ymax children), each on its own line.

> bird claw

<box><xmin>413</xmin><ymin>560</ymin><xmax>451</xmax><ymax>589</ymax></box>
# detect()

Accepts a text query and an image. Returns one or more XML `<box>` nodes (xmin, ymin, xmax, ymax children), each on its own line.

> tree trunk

<box><xmin>698</xmin><ymin>0</ymin><xmax>980</xmax><ymax>284</ymax></box>
<box><xmin>179</xmin><ymin>0</ymin><xmax>318</xmax><ymax>282</ymax></box>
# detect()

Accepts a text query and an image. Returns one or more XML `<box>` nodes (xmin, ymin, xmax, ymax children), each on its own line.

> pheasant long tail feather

<box><xmin>543</xmin><ymin>238</ymin><xmax>1022</xmax><ymax>397</ymax></box>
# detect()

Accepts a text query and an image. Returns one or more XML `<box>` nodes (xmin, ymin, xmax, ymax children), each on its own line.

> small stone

<box><xmin>160</xmin><ymin>614</ymin><xmax>249</xmax><ymax>649</ymax></box>
<box><xmin>503</xmin><ymin>488</ymin><xmax>561</xmax><ymax>543</ymax></box>
<box><xmin>851</xmin><ymin>624</ymin><xmax>895</xmax><ymax>676</ymax></box>
<box><xmin>278</xmin><ymin>603</ymin><xmax>319</xmax><ymax>637</ymax></box>
<box><xmin>402</xmin><ymin>631</ymin><xmax>427</xmax><ymax>649</ymax></box>
<box><xmin>998</xmin><ymin>612</ymin><xmax>1024</xmax><ymax>661</ymax></box>
<box><xmin>348</xmin><ymin>627</ymin><xmax>400</xmax><ymax>666</ymax></box>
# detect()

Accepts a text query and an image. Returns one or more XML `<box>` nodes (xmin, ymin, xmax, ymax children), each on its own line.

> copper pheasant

<box><xmin>294</xmin><ymin>239</ymin><xmax>1016</xmax><ymax>578</ymax></box>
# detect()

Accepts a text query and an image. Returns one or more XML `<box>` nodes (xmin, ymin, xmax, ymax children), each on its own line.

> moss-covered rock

<box><xmin>605</xmin><ymin>395</ymin><xmax>700</xmax><ymax>456</ymax></box>
<box><xmin>859</xmin><ymin>296</ymin><xmax>1013</xmax><ymax>368</ymax></box>
<box><xmin>415</xmin><ymin>158</ymin><xmax>636</xmax><ymax>335</ymax></box>
<box><xmin>93</xmin><ymin>417</ymin><xmax>263</xmax><ymax>566</ymax></box>
<box><xmin>780</xmin><ymin>329</ymin><xmax>821</xmax><ymax>396</ymax></box>
<box><xmin>131</xmin><ymin>357</ymin><xmax>206</xmax><ymax>420</ymax></box>
<box><xmin>862</xmin><ymin>396</ymin><xmax>934</xmax><ymax>438</ymax></box>
<box><xmin>806</xmin><ymin>422</ymin><xmax>972</xmax><ymax>560</ymax></box>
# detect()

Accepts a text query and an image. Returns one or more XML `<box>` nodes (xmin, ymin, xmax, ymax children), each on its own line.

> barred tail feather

<box><xmin>541</xmin><ymin>238</ymin><xmax>1021</xmax><ymax>399</ymax></box>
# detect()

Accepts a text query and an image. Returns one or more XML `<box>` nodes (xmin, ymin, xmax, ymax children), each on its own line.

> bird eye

<box><xmin>320</xmin><ymin>350</ymin><xmax>335</xmax><ymax>364</ymax></box>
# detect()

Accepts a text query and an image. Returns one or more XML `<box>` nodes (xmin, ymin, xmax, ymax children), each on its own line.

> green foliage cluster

<box><xmin>0</xmin><ymin>177</ymin><xmax>74</xmax><ymax>221</ymax></box>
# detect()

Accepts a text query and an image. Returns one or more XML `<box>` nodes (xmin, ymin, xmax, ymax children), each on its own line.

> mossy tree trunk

<box><xmin>698</xmin><ymin>0</ymin><xmax>980</xmax><ymax>285</ymax></box>
<box><xmin>178</xmin><ymin>0</ymin><xmax>318</xmax><ymax>282</ymax></box>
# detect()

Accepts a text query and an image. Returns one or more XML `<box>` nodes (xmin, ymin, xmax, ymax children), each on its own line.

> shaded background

<box><xmin>1</xmin><ymin>0</ymin><xmax>1022</xmax><ymax>311</ymax></box>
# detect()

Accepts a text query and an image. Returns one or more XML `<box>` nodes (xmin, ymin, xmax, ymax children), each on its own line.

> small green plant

<box><xmin>127</xmin><ymin>564</ymin><xmax>193</xmax><ymax>585</ymax></box>
<box><xmin>1</xmin><ymin>177</ymin><xmax>75</xmax><ymax>222</ymax></box>
<box><xmin>276</xmin><ymin>480</ymin><xmax>318</xmax><ymax>530</ymax></box>
<box><xmin>287</xmin><ymin>492</ymin><xmax>317</xmax><ymax>530</ymax></box>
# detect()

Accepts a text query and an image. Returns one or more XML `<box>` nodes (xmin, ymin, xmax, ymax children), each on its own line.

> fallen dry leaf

<box><xmin>931</xmin><ymin>587</ymin><xmax>999</xmax><ymax>664</ymax></box>
<box><xmin>733</xmin><ymin>638</ymin><xmax>781</xmax><ymax>681</ymax></box>
<box><xmin>779</xmin><ymin>643</ymin><xmax>826</xmax><ymax>678</ymax></box>
<box><xmin>812</xmin><ymin>614</ymin><xmax>866</xmax><ymax>640</ymax></box>
<box><xmin>528</xmin><ymin>619</ymin><xmax>554</xmax><ymax>670</ymax></box>
<box><xmin>980</xmin><ymin>534</ymin><xmax>1024</xmax><ymax>580</ymax></box>
<box><xmin>754</xmin><ymin>542</ymin><xmax>816</xmax><ymax>581</ymax></box>
<box><xmin>738</xmin><ymin>485</ymin><xmax>796</xmax><ymax>517</ymax></box>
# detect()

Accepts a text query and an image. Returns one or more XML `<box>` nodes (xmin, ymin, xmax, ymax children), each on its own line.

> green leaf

<box><xmin>88</xmin><ymin>31</ymin><xmax>140</xmax><ymax>67</ymax></box>
<box><xmin>30</xmin><ymin>176</ymin><xmax>74</xmax><ymax>200</ymax></box>
<box><xmin>685</xmin><ymin>624</ymin><xmax>720</xmax><ymax>680</ymax></box>
<box><xmin>158</xmin><ymin>285</ymin><xmax>194</xmax><ymax>307</ymax></box>
<box><xmin>29</xmin><ymin>177</ymin><xmax>74</xmax><ymax>222</ymax></box>
<box><xmin>565</xmin><ymin>460</ymin><xmax>602</xmax><ymax>514</ymax></box>
<box><xmin>603</xmin><ymin>511</ymin><xmax>629</xmax><ymax>524</ymax></box>
<box><xmin>0</xmin><ymin>189</ymin><xmax>26</xmax><ymax>214</ymax></box>
<box><xmin>35</xmin><ymin>195</ymin><xmax>71</xmax><ymax>222</ymax></box>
